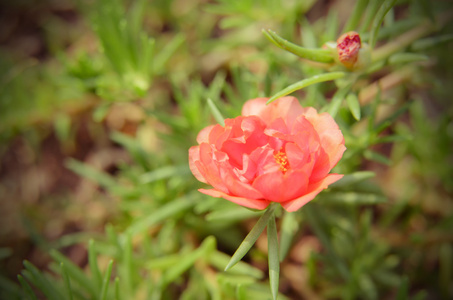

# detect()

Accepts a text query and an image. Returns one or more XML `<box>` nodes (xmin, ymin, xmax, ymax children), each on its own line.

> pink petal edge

<box><xmin>199</xmin><ymin>188</ymin><xmax>270</xmax><ymax>210</ymax></box>
<box><xmin>281</xmin><ymin>173</ymin><xmax>343</xmax><ymax>212</ymax></box>
<box><xmin>188</xmin><ymin>146</ymin><xmax>207</xmax><ymax>183</ymax></box>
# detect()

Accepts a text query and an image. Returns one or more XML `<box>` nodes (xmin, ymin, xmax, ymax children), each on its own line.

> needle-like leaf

<box><xmin>224</xmin><ymin>204</ymin><xmax>277</xmax><ymax>271</ymax></box>
<box><xmin>263</xmin><ymin>29</ymin><xmax>334</xmax><ymax>63</ymax></box>
<box><xmin>267</xmin><ymin>72</ymin><xmax>345</xmax><ymax>104</ymax></box>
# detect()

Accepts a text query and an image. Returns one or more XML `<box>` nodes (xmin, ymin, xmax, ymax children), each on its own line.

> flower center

<box><xmin>274</xmin><ymin>151</ymin><xmax>289</xmax><ymax>173</ymax></box>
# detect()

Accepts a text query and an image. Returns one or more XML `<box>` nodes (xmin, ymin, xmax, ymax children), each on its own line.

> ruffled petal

<box><xmin>197</xmin><ymin>125</ymin><xmax>215</xmax><ymax>144</ymax></box>
<box><xmin>253</xmin><ymin>169</ymin><xmax>309</xmax><ymax>202</ymax></box>
<box><xmin>242</xmin><ymin>97</ymin><xmax>305</xmax><ymax>129</ymax></box>
<box><xmin>302</xmin><ymin>109</ymin><xmax>346</xmax><ymax>169</ymax></box>
<box><xmin>199</xmin><ymin>188</ymin><xmax>270</xmax><ymax>210</ymax></box>
<box><xmin>224</xmin><ymin>170</ymin><xmax>264</xmax><ymax>199</ymax></box>
<box><xmin>281</xmin><ymin>173</ymin><xmax>344</xmax><ymax>212</ymax></box>
<box><xmin>198</xmin><ymin>143</ymin><xmax>229</xmax><ymax>194</ymax></box>
<box><xmin>188</xmin><ymin>146</ymin><xmax>206</xmax><ymax>183</ymax></box>
<box><xmin>241</xmin><ymin>97</ymin><xmax>269</xmax><ymax>116</ymax></box>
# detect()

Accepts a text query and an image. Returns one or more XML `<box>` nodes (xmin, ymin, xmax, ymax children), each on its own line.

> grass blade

<box><xmin>125</xmin><ymin>194</ymin><xmax>197</xmax><ymax>236</ymax></box>
<box><xmin>60</xmin><ymin>263</ymin><xmax>74</xmax><ymax>300</ymax></box>
<box><xmin>88</xmin><ymin>240</ymin><xmax>102</xmax><ymax>289</ymax></box>
<box><xmin>369</xmin><ymin>0</ymin><xmax>398</xmax><ymax>48</ymax></box>
<box><xmin>207</xmin><ymin>98</ymin><xmax>225</xmax><ymax>126</ymax></box>
<box><xmin>50</xmin><ymin>250</ymin><xmax>98</xmax><ymax>297</ymax></box>
<box><xmin>267</xmin><ymin>72</ymin><xmax>345</xmax><ymax>104</ymax></box>
<box><xmin>99</xmin><ymin>260</ymin><xmax>114</xmax><ymax>300</ymax></box>
<box><xmin>17</xmin><ymin>274</ymin><xmax>38</xmax><ymax>300</ymax></box>
<box><xmin>22</xmin><ymin>260</ymin><xmax>64</xmax><ymax>300</ymax></box>
<box><xmin>343</xmin><ymin>0</ymin><xmax>369</xmax><ymax>32</ymax></box>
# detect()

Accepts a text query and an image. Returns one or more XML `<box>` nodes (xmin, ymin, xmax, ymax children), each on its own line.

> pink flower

<box><xmin>188</xmin><ymin>97</ymin><xmax>346</xmax><ymax>212</ymax></box>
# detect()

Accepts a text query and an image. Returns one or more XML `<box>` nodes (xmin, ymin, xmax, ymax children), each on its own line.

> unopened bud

<box><xmin>336</xmin><ymin>31</ymin><xmax>361</xmax><ymax>69</ymax></box>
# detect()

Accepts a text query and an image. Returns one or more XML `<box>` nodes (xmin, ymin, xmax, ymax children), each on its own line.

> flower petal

<box><xmin>188</xmin><ymin>146</ymin><xmax>206</xmax><ymax>183</ymax></box>
<box><xmin>281</xmin><ymin>173</ymin><xmax>344</xmax><ymax>212</ymax></box>
<box><xmin>253</xmin><ymin>170</ymin><xmax>309</xmax><ymax>202</ymax></box>
<box><xmin>199</xmin><ymin>188</ymin><xmax>270</xmax><ymax>210</ymax></box>
<box><xmin>243</xmin><ymin>97</ymin><xmax>305</xmax><ymax>129</ymax></box>
<box><xmin>302</xmin><ymin>109</ymin><xmax>346</xmax><ymax>169</ymax></box>
<box><xmin>198</xmin><ymin>143</ymin><xmax>229</xmax><ymax>194</ymax></box>
<box><xmin>197</xmin><ymin>125</ymin><xmax>215</xmax><ymax>144</ymax></box>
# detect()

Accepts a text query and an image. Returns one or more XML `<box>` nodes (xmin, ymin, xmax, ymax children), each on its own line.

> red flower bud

<box><xmin>336</xmin><ymin>31</ymin><xmax>361</xmax><ymax>69</ymax></box>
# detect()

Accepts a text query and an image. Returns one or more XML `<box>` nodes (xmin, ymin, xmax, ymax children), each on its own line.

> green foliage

<box><xmin>1</xmin><ymin>0</ymin><xmax>452</xmax><ymax>299</ymax></box>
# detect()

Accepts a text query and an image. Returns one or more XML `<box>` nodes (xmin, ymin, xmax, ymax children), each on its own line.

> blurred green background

<box><xmin>0</xmin><ymin>0</ymin><xmax>452</xmax><ymax>299</ymax></box>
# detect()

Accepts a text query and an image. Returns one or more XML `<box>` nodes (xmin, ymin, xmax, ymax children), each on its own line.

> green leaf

<box><xmin>209</xmin><ymin>251</ymin><xmax>263</xmax><ymax>279</ymax></box>
<box><xmin>140</xmin><ymin>164</ymin><xmax>190</xmax><ymax>184</ymax></box>
<box><xmin>300</xmin><ymin>17</ymin><xmax>318</xmax><ymax>48</ymax></box>
<box><xmin>374</xmin><ymin>103</ymin><xmax>409</xmax><ymax>134</ymax></box>
<box><xmin>267</xmin><ymin>214</ymin><xmax>280</xmax><ymax>300</ymax></box>
<box><xmin>364</xmin><ymin>149</ymin><xmax>392</xmax><ymax>165</ymax></box>
<box><xmin>125</xmin><ymin>193</ymin><xmax>197</xmax><ymax>236</ymax></box>
<box><xmin>327</xmin><ymin>83</ymin><xmax>352</xmax><ymax>118</ymax></box>
<box><xmin>88</xmin><ymin>240</ymin><xmax>102</xmax><ymax>289</ymax></box>
<box><xmin>267</xmin><ymin>72</ymin><xmax>345</xmax><ymax>104</ymax></box>
<box><xmin>411</xmin><ymin>34</ymin><xmax>453</xmax><ymax>51</ymax></box>
<box><xmin>323</xmin><ymin>10</ymin><xmax>339</xmax><ymax>44</ymax></box>
<box><xmin>93</xmin><ymin>103</ymin><xmax>111</xmax><ymax>122</ymax></box>
<box><xmin>162</xmin><ymin>236</ymin><xmax>216</xmax><ymax>285</ymax></box>
<box><xmin>17</xmin><ymin>274</ymin><xmax>38</xmax><ymax>300</ymax></box>
<box><xmin>369</xmin><ymin>0</ymin><xmax>398</xmax><ymax>48</ymax></box>
<box><xmin>396</xmin><ymin>277</ymin><xmax>409</xmax><ymax>300</ymax></box>
<box><xmin>279</xmin><ymin>212</ymin><xmax>298</xmax><ymax>262</ymax></box>
<box><xmin>22</xmin><ymin>260</ymin><xmax>64</xmax><ymax>300</ymax></box>
<box><xmin>60</xmin><ymin>263</ymin><xmax>74</xmax><ymax>300</ymax></box>
<box><xmin>359</xmin><ymin>0</ymin><xmax>382</xmax><ymax>34</ymax></box>
<box><xmin>346</xmin><ymin>92</ymin><xmax>361</xmax><ymax>120</ymax></box>
<box><xmin>343</xmin><ymin>0</ymin><xmax>370</xmax><ymax>32</ymax></box>
<box><xmin>225</xmin><ymin>204</ymin><xmax>278</xmax><ymax>271</ymax></box>
<box><xmin>152</xmin><ymin>33</ymin><xmax>185</xmax><ymax>75</ymax></box>
<box><xmin>207</xmin><ymin>98</ymin><xmax>225</xmax><ymax>126</ymax></box>
<box><xmin>263</xmin><ymin>30</ymin><xmax>334</xmax><ymax>63</ymax></box>
<box><xmin>50</xmin><ymin>250</ymin><xmax>98</xmax><ymax>297</ymax></box>
<box><xmin>114</xmin><ymin>277</ymin><xmax>121</xmax><ymax>300</ymax></box>
<box><xmin>317</xmin><ymin>191</ymin><xmax>387</xmax><ymax>205</ymax></box>
<box><xmin>388</xmin><ymin>53</ymin><xmax>428</xmax><ymax>65</ymax></box>
<box><xmin>65</xmin><ymin>159</ymin><xmax>116</xmax><ymax>188</ymax></box>
<box><xmin>121</xmin><ymin>233</ymin><xmax>133</xmax><ymax>296</ymax></box>
<box><xmin>303</xmin><ymin>205</ymin><xmax>350</xmax><ymax>281</ymax></box>
<box><xmin>330</xmin><ymin>171</ymin><xmax>375</xmax><ymax>188</ymax></box>
<box><xmin>99</xmin><ymin>260</ymin><xmax>114</xmax><ymax>300</ymax></box>
<box><xmin>54</xmin><ymin>113</ymin><xmax>72</xmax><ymax>143</ymax></box>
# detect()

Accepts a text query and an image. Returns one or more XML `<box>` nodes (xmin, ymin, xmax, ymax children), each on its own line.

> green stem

<box><xmin>268</xmin><ymin>214</ymin><xmax>280</xmax><ymax>300</ymax></box>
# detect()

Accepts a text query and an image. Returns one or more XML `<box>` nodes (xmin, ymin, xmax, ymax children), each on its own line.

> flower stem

<box><xmin>268</xmin><ymin>213</ymin><xmax>280</xmax><ymax>300</ymax></box>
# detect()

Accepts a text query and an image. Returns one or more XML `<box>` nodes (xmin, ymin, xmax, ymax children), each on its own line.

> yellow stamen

<box><xmin>274</xmin><ymin>151</ymin><xmax>289</xmax><ymax>173</ymax></box>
